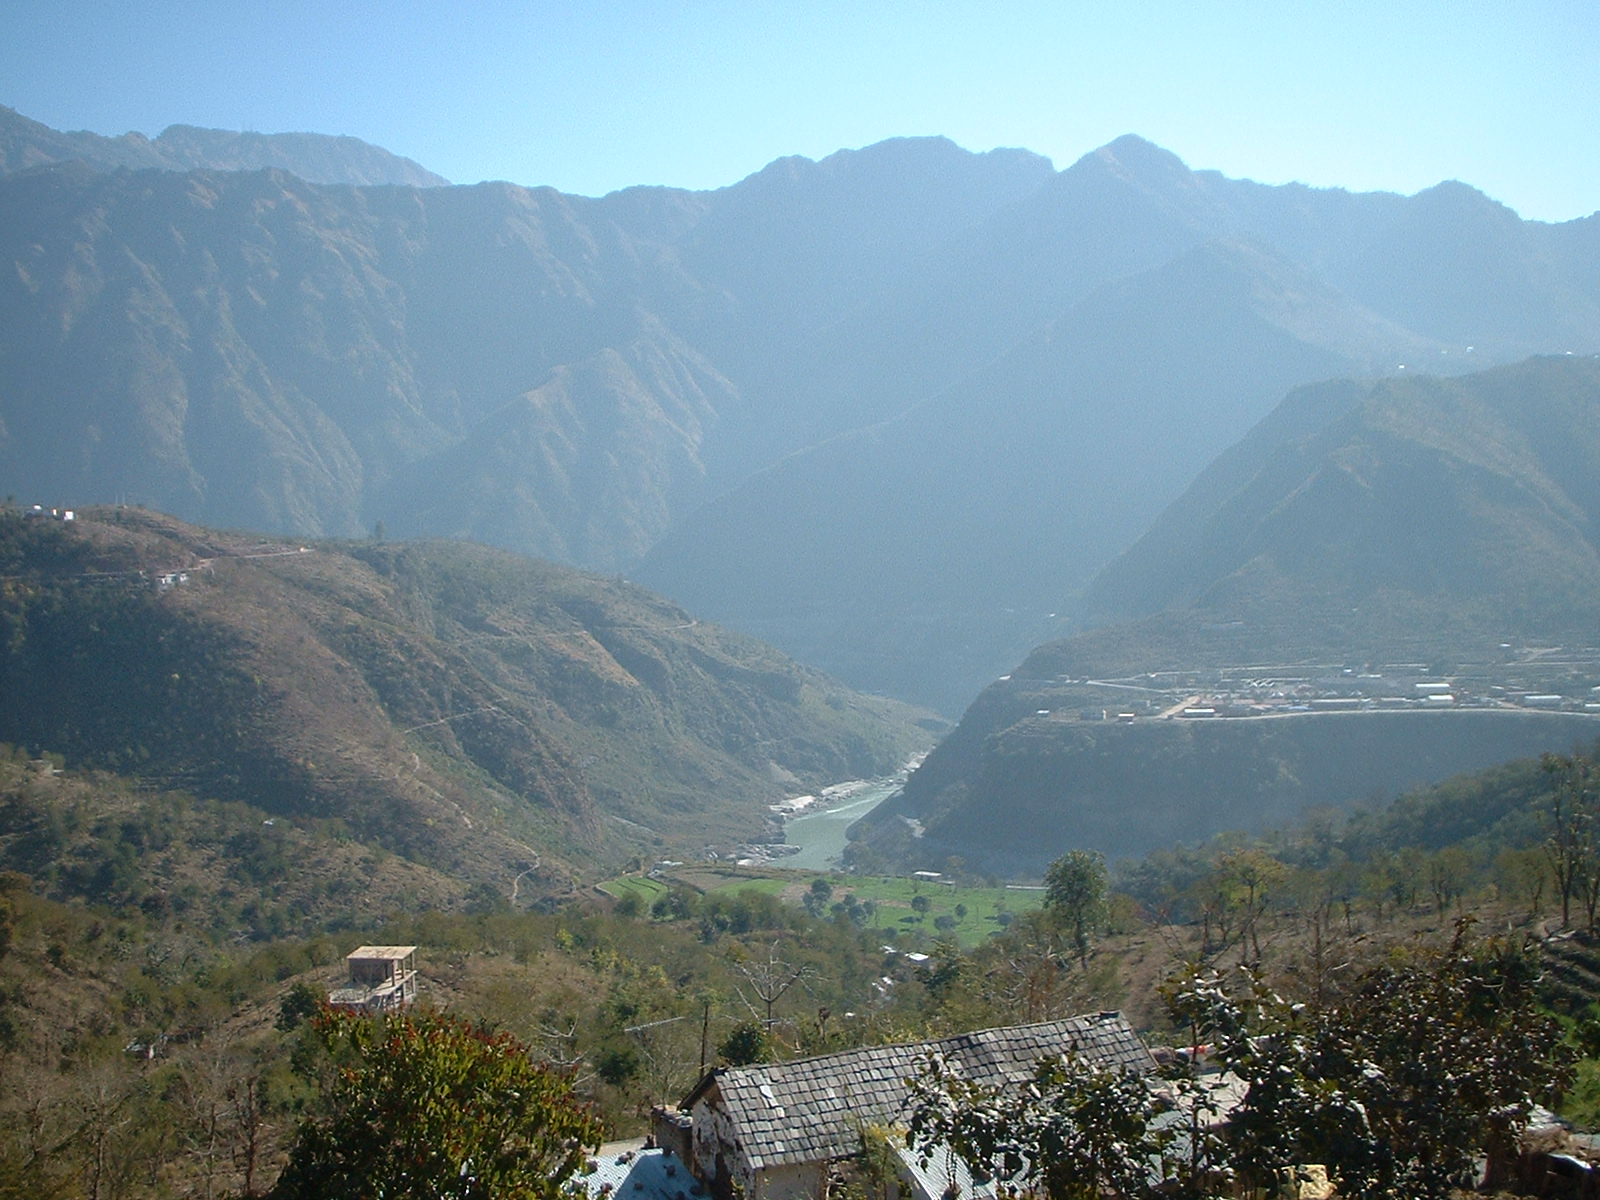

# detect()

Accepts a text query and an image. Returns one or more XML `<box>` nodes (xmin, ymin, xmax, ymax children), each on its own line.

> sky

<box><xmin>3</xmin><ymin>0</ymin><xmax>1597</xmax><ymax>221</ymax></box>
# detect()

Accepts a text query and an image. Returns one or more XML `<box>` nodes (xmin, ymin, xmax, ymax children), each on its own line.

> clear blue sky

<box><xmin>5</xmin><ymin>0</ymin><xmax>1596</xmax><ymax>221</ymax></box>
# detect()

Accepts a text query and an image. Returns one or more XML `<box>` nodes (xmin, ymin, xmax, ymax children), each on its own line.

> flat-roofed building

<box><xmin>328</xmin><ymin>945</ymin><xmax>418</xmax><ymax>1012</ymax></box>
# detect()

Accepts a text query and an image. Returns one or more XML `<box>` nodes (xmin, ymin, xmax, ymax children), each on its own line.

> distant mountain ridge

<box><xmin>0</xmin><ymin>104</ymin><xmax>448</xmax><ymax>186</ymax></box>
<box><xmin>1</xmin><ymin>106</ymin><xmax>1597</xmax><ymax>712</ymax></box>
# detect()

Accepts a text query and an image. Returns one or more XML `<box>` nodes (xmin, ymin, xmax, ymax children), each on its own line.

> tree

<box><xmin>271</xmin><ymin>1007</ymin><xmax>603</xmax><ymax>1200</ymax></box>
<box><xmin>1044</xmin><ymin>850</ymin><xmax>1108</xmax><ymax>966</ymax></box>
<box><xmin>717</xmin><ymin>1021</ymin><xmax>770</xmax><ymax>1067</ymax></box>
<box><xmin>731</xmin><ymin>940</ymin><xmax>814</xmax><ymax>1035</ymax></box>
<box><xmin>804</xmin><ymin>877</ymin><xmax>834</xmax><ymax>917</ymax></box>
<box><xmin>1213</xmin><ymin>847</ymin><xmax>1285</xmax><ymax>962</ymax></box>
<box><xmin>1542</xmin><ymin>752</ymin><xmax>1596</xmax><ymax>929</ymax></box>
<box><xmin>275</xmin><ymin>982</ymin><xmax>321</xmax><ymax>1032</ymax></box>
<box><xmin>907</xmin><ymin>1050</ymin><xmax>1171</xmax><ymax>1200</ymax></box>
<box><xmin>1164</xmin><ymin>925</ymin><xmax>1572</xmax><ymax>1199</ymax></box>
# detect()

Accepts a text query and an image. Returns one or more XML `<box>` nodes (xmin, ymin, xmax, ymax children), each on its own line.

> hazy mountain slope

<box><xmin>0</xmin><ymin>507</ymin><xmax>932</xmax><ymax>888</ymax></box>
<box><xmin>376</xmin><ymin>329</ymin><xmax>735</xmax><ymax>568</ymax></box>
<box><xmin>677</xmin><ymin>137</ymin><xmax>1057</xmax><ymax>464</ymax></box>
<box><xmin>637</xmin><ymin>239</ymin><xmax>1438</xmax><ymax>712</ymax></box>
<box><xmin>0</xmin><ymin>165</ymin><xmax>711</xmax><ymax>543</ymax></box>
<box><xmin>636</xmin><ymin>143</ymin><xmax>1598</xmax><ymax>710</ymax></box>
<box><xmin>0</xmin><ymin>104</ymin><xmax>448</xmax><ymax>187</ymax></box>
<box><xmin>1083</xmin><ymin>354</ymin><xmax>1600</xmax><ymax>638</ymax></box>
<box><xmin>758</xmin><ymin>136</ymin><xmax>1232</xmax><ymax>460</ymax></box>
<box><xmin>0</xmin><ymin>133</ymin><xmax>1047</xmax><ymax>572</ymax></box>
<box><xmin>843</xmin><ymin>356</ymin><xmax>1600</xmax><ymax>874</ymax></box>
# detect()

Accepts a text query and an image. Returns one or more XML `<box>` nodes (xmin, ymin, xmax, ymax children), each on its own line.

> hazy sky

<box><xmin>4</xmin><ymin>1</ymin><xmax>1596</xmax><ymax>220</ymax></box>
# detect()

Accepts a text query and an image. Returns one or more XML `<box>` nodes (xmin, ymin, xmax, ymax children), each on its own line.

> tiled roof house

<box><xmin>677</xmin><ymin>1011</ymin><xmax>1154</xmax><ymax>1200</ymax></box>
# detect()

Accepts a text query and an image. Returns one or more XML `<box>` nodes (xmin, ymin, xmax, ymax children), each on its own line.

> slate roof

<box><xmin>686</xmin><ymin>1011</ymin><xmax>1153</xmax><ymax>1172</ymax></box>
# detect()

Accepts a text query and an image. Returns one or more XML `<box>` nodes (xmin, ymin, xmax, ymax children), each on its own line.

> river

<box><xmin>779</xmin><ymin>776</ymin><xmax>904</xmax><ymax>871</ymax></box>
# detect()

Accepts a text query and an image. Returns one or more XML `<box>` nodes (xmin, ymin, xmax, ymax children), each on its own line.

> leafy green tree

<box><xmin>275</xmin><ymin>982</ymin><xmax>321</xmax><ymax>1032</ymax></box>
<box><xmin>1044</xmin><ymin>850</ymin><xmax>1108</xmax><ymax>966</ymax></box>
<box><xmin>271</xmin><ymin>1007</ymin><xmax>603</xmax><ymax>1200</ymax></box>
<box><xmin>1213</xmin><ymin>847</ymin><xmax>1285</xmax><ymax>961</ymax></box>
<box><xmin>717</xmin><ymin>1021</ymin><xmax>771</xmax><ymax>1067</ymax></box>
<box><xmin>1165</xmin><ymin>926</ymin><xmax>1572</xmax><ymax>1199</ymax></box>
<box><xmin>907</xmin><ymin>1049</ymin><xmax>1170</xmax><ymax>1200</ymax></box>
<box><xmin>803</xmin><ymin>877</ymin><xmax>834</xmax><ymax>917</ymax></box>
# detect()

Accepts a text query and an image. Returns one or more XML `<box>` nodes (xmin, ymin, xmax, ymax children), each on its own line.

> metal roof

<box><xmin>688</xmin><ymin>1012</ymin><xmax>1153</xmax><ymax>1171</ymax></box>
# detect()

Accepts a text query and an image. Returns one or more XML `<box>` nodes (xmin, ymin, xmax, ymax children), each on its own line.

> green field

<box><xmin>595</xmin><ymin>875</ymin><xmax>671</xmax><ymax>906</ymax></box>
<box><xmin>599</xmin><ymin>865</ymin><xmax>1044</xmax><ymax>948</ymax></box>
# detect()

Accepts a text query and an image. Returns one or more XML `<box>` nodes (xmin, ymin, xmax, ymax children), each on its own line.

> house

<box><xmin>673</xmin><ymin>1011</ymin><xmax>1154</xmax><ymax>1200</ymax></box>
<box><xmin>577</xmin><ymin>1145</ymin><xmax>708</xmax><ymax>1200</ymax></box>
<box><xmin>327</xmin><ymin>945</ymin><xmax>418</xmax><ymax>1012</ymax></box>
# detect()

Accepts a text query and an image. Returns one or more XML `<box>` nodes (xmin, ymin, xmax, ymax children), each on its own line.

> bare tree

<box><xmin>1543</xmin><ymin>753</ymin><xmax>1595</xmax><ymax>929</ymax></box>
<box><xmin>732</xmin><ymin>941</ymin><xmax>814</xmax><ymax>1037</ymax></box>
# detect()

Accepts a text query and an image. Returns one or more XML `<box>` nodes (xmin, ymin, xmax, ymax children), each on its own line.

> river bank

<box><xmin>778</xmin><ymin>766</ymin><xmax>916</xmax><ymax>871</ymax></box>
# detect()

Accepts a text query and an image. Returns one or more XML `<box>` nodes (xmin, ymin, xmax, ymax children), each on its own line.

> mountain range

<box><xmin>0</xmin><ymin>104</ymin><xmax>447</xmax><ymax>186</ymax></box>
<box><xmin>4</xmin><ymin>106</ymin><xmax>1597</xmax><ymax>713</ymax></box>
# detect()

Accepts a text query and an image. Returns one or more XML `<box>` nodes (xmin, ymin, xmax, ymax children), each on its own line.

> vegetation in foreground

<box><xmin>6</xmin><ymin>748</ymin><xmax>1600</xmax><ymax>1195</ymax></box>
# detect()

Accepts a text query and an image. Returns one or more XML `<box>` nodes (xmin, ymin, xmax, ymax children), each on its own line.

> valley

<box><xmin>3</xmin><ymin>94</ymin><xmax>1600</xmax><ymax>1199</ymax></box>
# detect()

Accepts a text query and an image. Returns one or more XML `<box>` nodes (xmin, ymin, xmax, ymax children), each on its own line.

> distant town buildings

<box><xmin>1014</xmin><ymin>659</ymin><xmax>1600</xmax><ymax>723</ymax></box>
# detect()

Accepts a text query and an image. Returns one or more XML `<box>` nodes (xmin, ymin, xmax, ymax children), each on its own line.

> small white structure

<box><xmin>328</xmin><ymin>945</ymin><xmax>418</xmax><ymax>1012</ymax></box>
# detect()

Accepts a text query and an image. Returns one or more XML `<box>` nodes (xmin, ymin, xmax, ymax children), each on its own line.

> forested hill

<box><xmin>0</xmin><ymin>507</ymin><xmax>933</xmax><ymax>890</ymax></box>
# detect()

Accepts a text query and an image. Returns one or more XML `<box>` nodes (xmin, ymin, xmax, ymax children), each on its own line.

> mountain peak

<box><xmin>1071</xmin><ymin>134</ymin><xmax>1193</xmax><ymax>185</ymax></box>
<box><xmin>1411</xmin><ymin>178</ymin><xmax>1520</xmax><ymax>223</ymax></box>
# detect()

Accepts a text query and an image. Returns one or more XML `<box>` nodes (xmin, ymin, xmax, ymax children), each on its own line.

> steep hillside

<box><xmin>0</xmin><ymin>134</ymin><xmax>1044</xmax><ymax>574</ymax></box>
<box><xmin>0</xmin><ymin>750</ymin><xmax>471</xmax><ymax>935</ymax></box>
<box><xmin>846</xmin><ymin>356</ymin><xmax>1600</xmax><ymax>875</ymax></box>
<box><xmin>850</xmin><ymin>706</ymin><xmax>1600</xmax><ymax>878</ymax></box>
<box><xmin>636</xmin><ymin>238</ymin><xmax>1436</xmax><ymax>712</ymax></box>
<box><xmin>636</xmin><ymin>149</ymin><xmax>1599</xmax><ymax>710</ymax></box>
<box><xmin>0</xmin><ymin>507</ymin><xmax>933</xmax><ymax>889</ymax></box>
<box><xmin>1081</xmin><ymin>354</ymin><xmax>1600</xmax><ymax>642</ymax></box>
